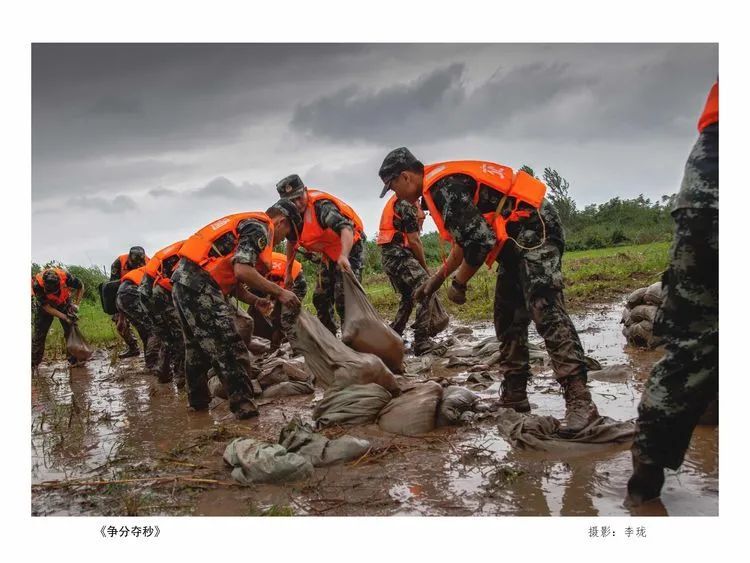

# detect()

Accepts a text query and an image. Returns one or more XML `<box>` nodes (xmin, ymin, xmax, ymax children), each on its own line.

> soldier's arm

<box><xmin>67</xmin><ymin>274</ymin><xmax>84</xmax><ymax>304</ymax></box>
<box><xmin>397</xmin><ymin>200</ymin><xmax>429</xmax><ymax>272</ymax></box>
<box><xmin>406</xmin><ymin>232</ymin><xmax>429</xmax><ymax>273</ymax></box>
<box><xmin>316</xmin><ymin>200</ymin><xmax>354</xmax><ymax>235</ymax></box>
<box><xmin>284</xmin><ymin>242</ymin><xmax>298</xmax><ymax>285</ymax></box>
<box><xmin>110</xmin><ymin>259</ymin><xmax>121</xmax><ymax>281</ymax></box>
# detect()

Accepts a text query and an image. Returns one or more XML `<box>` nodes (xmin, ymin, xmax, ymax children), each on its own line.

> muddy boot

<box><xmin>558</xmin><ymin>374</ymin><xmax>599</xmax><ymax>437</ymax></box>
<box><xmin>497</xmin><ymin>374</ymin><xmax>531</xmax><ymax>413</ymax></box>
<box><xmin>118</xmin><ymin>345</ymin><xmax>140</xmax><ymax>359</ymax></box>
<box><xmin>414</xmin><ymin>338</ymin><xmax>447</xmax><ymax>357</ymax></box>
<box><xmin>144</xmin><ymin>335</ymin><xmax>160</xmax><ymax>370</ymax></box>
<box><xmin>233</xmin><ymin>399</ymin><xmax>260</xmax><ymax>420</ymax></box>
<box><xmin>625</xmin><ymin>459</ymin><xmax>665</xmax><ymax>507</ymax></box>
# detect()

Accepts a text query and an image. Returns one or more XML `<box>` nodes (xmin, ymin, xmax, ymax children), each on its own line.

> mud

<box><xmin>31</xmin><ymin>300</ymin><xmax>718</xmax><ymax>517</ymax></box>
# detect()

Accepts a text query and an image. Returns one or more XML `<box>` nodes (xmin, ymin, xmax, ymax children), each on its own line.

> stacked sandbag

<box><xmin>621</xmin><ymin>282</ymin><xmax>664</xmax><ymax>348</ymax></box>
<box><xmin>313</xmin><ymin>383</ymin><xmax>393</xmax><ymax>428</ymax></box>
<box><xmin>341</xmin><ymin>270</ymin><xmax>405</xmax><ymax>374</ymax></box>
<box><xmin>377</xmin><ymin>381</ymin><xmax>443</xmax><ymax>436</ymax></box>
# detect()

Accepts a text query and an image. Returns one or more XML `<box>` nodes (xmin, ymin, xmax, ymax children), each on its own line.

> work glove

<box><xmin>413</xmin><ymin>269</ymin><xmax>446</xmax><ymax>301</ymax></box>
<box><xmin>447</xmin><ymin>278</ymin><xmax>468</xmax><ymax>305</ymax></box>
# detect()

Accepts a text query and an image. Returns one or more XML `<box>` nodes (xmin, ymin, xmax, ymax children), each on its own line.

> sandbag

<box><xmin>66</xmin><ymin>324</ymin><xmax>94</xmax><ymax>362</ymax></box>
<box><xmin>625</xmin><ymin>286</ymin><xmax>648</xmax><ymax>309</ymax></box>
<box><xmin>377</xmin><ymin>381</ymin><xmax>443</xmax><ymax>436</ymax></box>
<box><xmin>223</xmin><ymin>438</ymin><xmax>313</xmax><ymax>484</ymax></box>
<box><xmin>588</xmin><ymin>365</ymin><xmax>633</xmax><ymax>382</ymax></box>
<box><xmin>313</xmin><ymin>383</ymin><xmax>393</xmax><ymax>428</ymax></box>
<box><xmin>98</xmin><ymin>281</ymin><xmax>120</xmax><ymax>315</ymax></box>
<box><xmin>629</xmin><ymin>304</ymin><xmax>657</xmax><ymax>324</ymax></box>
<box><xmin>295</xmin><ymin>310</ymin><xmax>401</xmax><ymax>394</ymax></box>
<box><xmin>233</xmin><ymin>306</ymin><xmax>255</xmax><ymax>347</ymax></box>
<box><xmin>278</xmin><ymin>417</ymin><xmax>371</xmax><ymax>466</ymax></box>
<box><xmin>257</xmin><ymin>358</ymin><xmax>310</xmax><ymax>389</ymax></box>
<box><xmin>427</xmin><ymin>295</ymin><xmax>450</xmax><ymax>337</ymax></box>
<box><xmin>208</xmin><ymin>375</ymin><xmax>227</xmax><ymax>399</ymax></box>
<box><xmin>262</xmin><ymin>380</ymin><xmax>315</xmax><ymax>398</ymax></box>
<box><xmin>624</xmin><ymin>320</ymin><xmax>654</xmax><ymax>348</ymax></box>
<box><xmin>341</xmin><ymin>270</ymin><xmax>405</xmax><ymax>374</ymax></box>
<box><xmin>643</xmin><ymin>281</ymin><xmax>663</xmax><ymax>306</ymax></box>
<box><xmin>436</xmin><ymin>386</ymin><xmax>479</xmax><ymax>426</ymax></box>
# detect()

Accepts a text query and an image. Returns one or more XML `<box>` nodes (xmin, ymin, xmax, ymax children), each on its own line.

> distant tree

<box><xmin>519</xmin><ymin>164</ymin><xmax>536</xmax><ymax>177</ymax></box>
<box><xmin>543</xmin><ymin>167</ymin><xmax>577</xmax><ymax>227</ymax></box>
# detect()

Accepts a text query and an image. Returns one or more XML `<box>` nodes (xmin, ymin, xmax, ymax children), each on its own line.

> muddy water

<box><xmin>31</xmin><ymin>301</ymin><xmax>718</xmax><ymax>516</ymax></box>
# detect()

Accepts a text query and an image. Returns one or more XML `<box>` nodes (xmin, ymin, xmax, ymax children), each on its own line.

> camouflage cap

<box><xmin>378</xmin><ymin>147</ymin><xmax>419</xmax><ymax>198</ymax></box>
<box><xmin>42</xmin><ymin>269</ymin><xmax>61</xmax><ymax>291</ymax></box>
<box><xmin>128</xmin><ymin>246</ymin><xmax>146</xmax><ymax>259</ymax></box>
<box><xmin>268</xmin><ymin>199</ymin><xmax>303</xmax><ymax>240</ymax></box>
<box><xmin>276</xmin><ymin>174</ymin><xmax>306</xmax><ymax>199</ymax></box>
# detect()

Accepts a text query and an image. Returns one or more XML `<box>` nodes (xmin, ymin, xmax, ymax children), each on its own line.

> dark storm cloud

<box><xmin>192</xmin><ymin>176</ymin><xmax>266</xmax><ymax>199</ymax></box>
<box><xmin>148</xmin><ymin>186</ymin><xmax>176</xmax><ymax>197</ymax></box>
<box><xmin>68</xmin><ymin>194</ymin><xmax>138</xmax><ymax>214</ymax></box>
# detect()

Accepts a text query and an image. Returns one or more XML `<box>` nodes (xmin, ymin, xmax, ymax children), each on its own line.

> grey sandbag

<box><xmin>437</xmin><ymin>386</ymin><xmax>479</xmax><ymax>426</ymax></box>
<box><xmin>377</xmin><ymin>381</ymin><xmax>443</xmax><ymax>436</ymax></box>
<box><xmin>496</xmin><ymin>409</ymin><xmax>636</xmax><ymax>455</ymax></box>
<box><xmin>223</xmin><ymin>438</ymin><xmax>313</xmax><ymax>484</ymax></box>
<box><xmin>341</xmin><ymin>269</ymin><xmax>405</xmax><ymax>374</ymax></box>
<box><xmin>629</xmin><ymin>304</ymin><xmax>657</xmax><ymax>324</ymax></box>
<box><xmin>643</xmin><ymin>281</ymin><xmax>663</xmax><ymax>306</ymax></box>
<box><xmin>66</xmin><ymin>324</ymin><xmax>94</xmax><ymax>362</ymax></box>
<box><xmin>295</xmin><ymin>310</ymin><xmax>401</xmax><ymax>393</ymax></box>
<box><xmin>427</xmin><ymin>295</ymin><xmax>450</xmax><ymax>337</ymax></box>
<box><xmin>208</xmin><ymin>374</ymin><xmax>228</xmax><ymax>399</ymax></box>
<box><xmin>313</xmin><ymin>383</ymin><xmax>392</xmax><ymax>428</ymax></box>
<box><xmin>278</xmin><ymin>417</ymin><xmax>370</xmax><ymax>466</ymax></box>
<box><xmin>233</xmin><ymin>306</ymin><xmax>255</xmax><ymax>346</ymax></box>
<box><xmin>257</xmin><ymin>358</ymin><xmax>310</xmax><ymax>388</ymax></box>
<box><xmin>626</xmin><ymin>286</ymin><xmax>648</xmax><ymax>308</ymax></box>
<box><xmin>588</xmin><ymin>364</ymin><xmax>634</xmax><ymax>382</ymax></box>
<box><xmin>624</xmin><ymin>320</ymin><xmax>656</xmax><ymax>348</ymax></box>
<box><xmin>262</xmin><ymin>380</ymin><xmax>315</xmax><ymax>398</ymax></box>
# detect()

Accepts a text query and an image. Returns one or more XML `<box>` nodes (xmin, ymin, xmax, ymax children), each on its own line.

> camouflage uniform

<box><xmin>171</xmin><ymin>218</ymin><xmax>271</xmax><ymax>416</ymax></box>
<box><xmin>632</xmin><ymin>121</ymin><xmax>719</xmax><ymax>470</ymax></box>
<box><xmin>110</xmin><ymin>254</ymin><xmax>146</xmax><ymax>353</ymax></box>
<box><xmin>116</xmin><ymin>279</ymin><xmax>159</xmax><ymax>368</ymax></box>
<box><xmin>380</xmin><ymin>199</ymin><xmax>431</xmax><ymax>344</ymax></box>
<box><xmin>31</xmin><ymin>271</ymin><xmax>81</xmax><ymax>367</ymax></box>
<box><xmin>309</xmin><ymin>199</ymin><xmax>365</xmax><ymax>335</ymax></box>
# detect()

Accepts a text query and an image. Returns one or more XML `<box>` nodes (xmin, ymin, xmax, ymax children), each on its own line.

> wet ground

<box><xmin>31</xmin><ymin>300</ymin><xmax>718</xmax><ymax>516</ymax></box>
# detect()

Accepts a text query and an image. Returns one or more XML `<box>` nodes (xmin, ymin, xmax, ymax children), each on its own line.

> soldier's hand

<box><xmin>277</xmin><ymin>289</ymin><xmax>301</xmax><ymax>309</ymax></box>
<box><xmin>283</xmin><ymin>273</ymin><xmax>293</xmax><ymax>289</ymax></box>
<box><xmin>253</xmin><ymin>298</ymin><xmax>274</xmax><ymax>316</ymax></box>
<box><xmin>447</xmin><ymin>278</ymin><xmax>467</xmax><ymax>305</ymax></box>
<box><xmin>413</xmin><ymin>270</ymin><xmax>446</xmax><ymax>301</ymax></box>
<box><xmin>336</xmin><ymin>255</ymin><xmax>352</xmax><ymax>274</ymax></box>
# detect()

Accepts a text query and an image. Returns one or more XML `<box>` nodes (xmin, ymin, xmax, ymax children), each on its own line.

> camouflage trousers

<box><xmin>147</xmin><ymin>285</ymin><xmax>185</xmax><ymax>382</ymax></box>
<box><xmin>312</xmin><ymin>240</ymin><xmax>364</xmax><ymax>335</ymax></box>
<box><xmin>381</xmin><ymin>243</ymin><xmax>430</xmax><ymax>344</ymax></box>
<box><xmin>31</xmin><ymin>300</ymin><xmax>74</xmax><ymax>367</ymax></box>
<box><xmin>493</xmin><ymin>221</ymin><xmax>587</xmax><ymax>383</ymax></box>
<box><xmin>116</xmin><ymin>281</ymin><xmax>159</xmax><ymax>367</ymax></box>
<box><xmin>277</xmin><ymin>273</ymin><xmax>308</xmax><ymax>346</ymax></box>
<box><xmin>632</xmin><ymin>210</ymin><xmax>718</xmax><ymax>469</ymax></box>
<box><xmin>172</xmin><ymin>281</ymin><xmax>255</xmax><ymax>413</ymax></box>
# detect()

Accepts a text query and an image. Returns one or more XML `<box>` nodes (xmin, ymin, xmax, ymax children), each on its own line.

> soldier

<box><xmin>275</xmin><ymin>174</ymin><xmax>365</xmax><ymax>335</ymax></box>
<box><xmin>31</xmin><ymin>267</ymin><xmax>85</xmax><ymax>369</ymax></box>
<box><xmin>109</xmin><ymin>246</ymin><xmax>149</xmax><ymax>358</ymax></box>
<box><xmin>172</xmin><ymin>201</ymin><xmax>302</xmax><ymax>419</ymax></box>
<box><xmin>139</xmin><ymin>241</ymin><xmax>185</xmax><ymax>384</ymax></box>
<box><xmin>376</xmin><ymin>193</ymin><xmax>446</xmax><ymax>355</ymax></box>
<box><xmin>116</xmin><ymin>265</ymin><xmax>160</xmax><ymax>369</ymax></box>
<box><xmin>626</xmin><ymin>81</ymin><xmax>719</xmax><ymax>506</ymax></box>
<box><xmin>257</xmin><ymin>251</ymin><xmax>308</xmax><ymax>349</ymax></box>
<box><xmin>378</xmin><ymin>147</ymin><xmax>599</xmax><ymax>436</ymax></box>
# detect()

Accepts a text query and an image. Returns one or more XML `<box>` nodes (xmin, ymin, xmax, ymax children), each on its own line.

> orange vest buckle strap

<box><xmin>179</xmin><ymin>212</ymin><xmax>274</xmax><ymax>295</ymax></box>
<box><xmin>32</xmin><ymin>268</ymin><xmax>71</xmax><ymax>306</ymax></box>
<box><xmin>422</xmin><ymin>160</ymin><xmax>547</xmax><ymax>267</ymax></box>
<box><xmin>299</xmin><ymin>190</ymin><xmax>365</xmax><ymax>261</ymax></box>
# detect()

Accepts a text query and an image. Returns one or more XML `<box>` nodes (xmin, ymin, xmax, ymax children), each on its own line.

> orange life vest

<box><xmin>267</xmin><ymin>251</ymin><xmax>302</xmax><ymax>288</ymax></box>
<box><xmin>297</xmin><ymin>190</ymin><xmax>365</xmax><ymax>261</ymax></box>
<box><xmin>179</xmin><ymin>212</ymin><xmax>274</xmax><ymax>295</ymax></box>
<box><xmin>118</xmin><ymin>253</ymin><xmax>150</xmax><ymax>280</ymax></box>
<box><xmin>376</xmin><ymin>194</ymin><xmax>425</xmax><ymax>248</ymax></box>
<box><xmin>698</xmin><ymin>81</ymin><xmax>718</xmax><ymax>133</ymax></box>
<box><xmin>32</xmin><ymin>268</ymin><xmax>71</xmax><ymax>306</ymax></box>
<box><xmin>422</xmin><ymin>160</ymin><xmax>546</xmax><ymax>266</ymax></box>
<box><xmin>144</xmin><ymin>240</ymin><xmax>185</xmax><ymax>293</ymax></box>
<box><xmin>122</xmin><ymin>266</ymin><xmax>146</xmax><ymax>286</ymax></box>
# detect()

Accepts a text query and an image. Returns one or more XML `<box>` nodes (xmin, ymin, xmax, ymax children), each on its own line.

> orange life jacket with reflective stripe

<box><xmin>118</xmin><ymin>253</ymin><xmax>150</xmax><ymax>280</ymax></box>
<box><xmin>144</xmin><ymin>240</ymin><xmax>185</xmax><ymax>292</ymax></box>
<box><xmin>267</xmin><ymin>252</ymin><xmax>303</xmax><ymax>288</ymax></box>
<box><xmin>698</xmin><ymin>81</ymin><xmax>718</xmax><ymax>133</ymax></box>
<box><xmin>122</xmin><ymin>266</ymin><xmax>146</xmax><ymax>286</ymax></box>
<box><xmin>422</xmin><ymin>161</ymin><xmax>546</xmax><ymax>266</ymax></box>
<box><xmin>298</xmin><ymin>190</ymin><xmax>364</xmax><ymax>261</ymax></box>
<box><xmin>376</xmin><ymin>194</ymin><xmax>425</xmax><ymax>248</ymax></box>
<box><xmin>179</xmin><ymin>212</ymin><xmax>274</xmax><ymax>295</ymax></box>
<box><xmin>32</xmin><ymin>268</ymin><xmax>71</xmax><ymax>306</ymax></box>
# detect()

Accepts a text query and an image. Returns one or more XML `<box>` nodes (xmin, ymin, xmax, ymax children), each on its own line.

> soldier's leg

<box><xmin>31</xmin><ymin>304</ymin><xmax>54</xmax><ymax>368</ymax></box>
<box><xmin>117</xmin><ymin>283</ymin><xmax>157</xmax><ymax>367</ymax></box>
<box><xmin>333</xmin><ymin>241</ymin><xmax>364</xmax><ymax>326</ymax></box>
<box><xmin>149</xmin><ymin>287</ymin><xmax>176</xmax><ymax>382</ymax></box>
<box><xmin>388</xmin><ymin>273</ymin><xmax>414</xmax><ymax>336</ymax></box>
<box><xmin>494</xmin><ymin>250</ymin><xmax>532</xmax><ymax>412</ymax></box>
<box><xmin>313</xmin><ymin>260</ymin><xmax>337</xmax><ymax>335</ymax></box>
<box><xmin>280</xmin><ymin>274</ymin><xmax>307</xmax><ymax>348</ymax></box>
<box><xmin>115</xmin><ymin>313</ymin><xmax>139</xmax><ymax>355</ymax></box>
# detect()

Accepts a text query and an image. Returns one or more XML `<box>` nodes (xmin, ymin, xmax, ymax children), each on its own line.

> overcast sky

<box><xmin>31</xmin><ymin>43</ymin><xmax>717</xmax><ymax>267</ymax></box>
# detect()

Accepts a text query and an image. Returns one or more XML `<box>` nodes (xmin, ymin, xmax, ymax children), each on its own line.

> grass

<box><xmin>39</xmin><ymin>241</ymin><xmax>670</xmax><ymax>354</ymax></box>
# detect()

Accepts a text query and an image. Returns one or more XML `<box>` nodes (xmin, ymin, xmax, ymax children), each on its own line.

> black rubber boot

<box><xmin>558</xmin><ymin>374</ymin><xmax>599</xmax><ymax>437</ymax></box>
<box><xmin>233</xmin><ymin>399</ymin><xmax>260</xmax><ymax>420</ymax></box>
<box><xmin>625</xmin><ymin>458</ymin><xmax>665</xmax><ymax>507</ymax></box>
<box><xmin>497</xmin><ymin>374</ymin><xmax>531</xmax><ymax>413</ymax></box>
<box><xmin>414</xmin><ymin>339</ymin><xmax>448</xmax><ymax>357</ymax></box>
